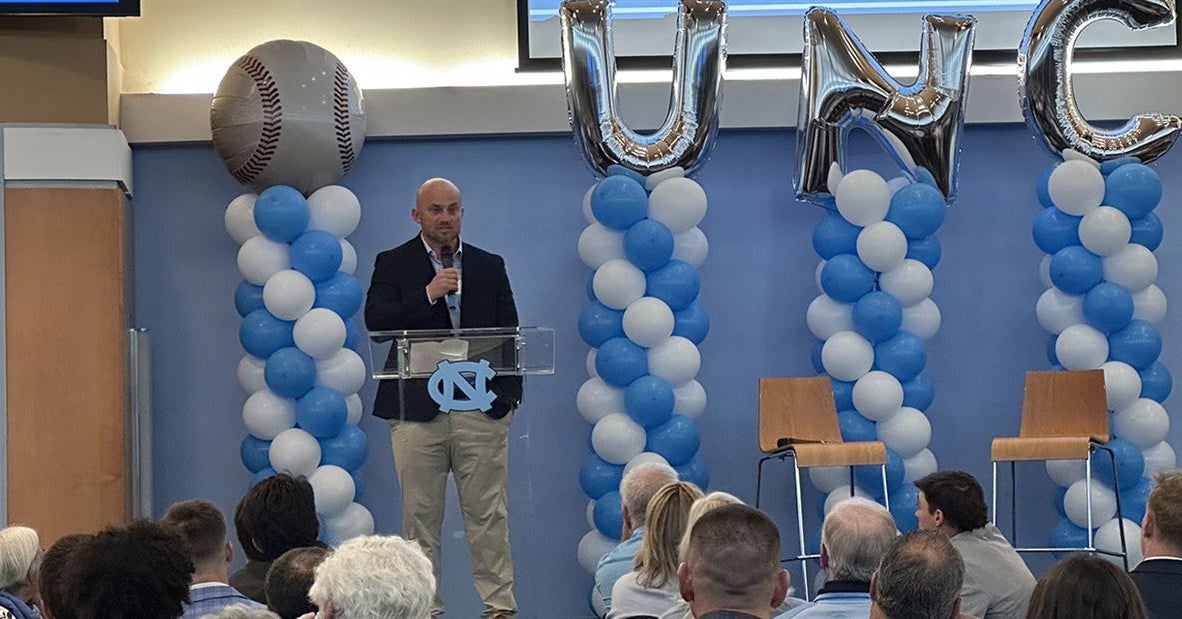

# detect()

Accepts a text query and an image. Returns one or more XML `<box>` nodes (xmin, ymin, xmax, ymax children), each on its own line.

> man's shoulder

<box><xmin>378</xmin><ymin>237</ymin><xmax>423</xmax><ymax>258</ymax></box>
<box><xmin>1133</xmin><ymin>557</ymin><xmax>1182</xmax><ymax>576</ymax></box>
<box><xmin>460</xmin><ymin>241</ymin><xmax>504</xmax><ymax>263</ymax></box>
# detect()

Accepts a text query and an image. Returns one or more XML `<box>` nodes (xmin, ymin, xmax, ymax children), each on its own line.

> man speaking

<box><xmin>365</xmin><ymin>177</ymin><xmax>522</xmax><ymax>619</ymax></box>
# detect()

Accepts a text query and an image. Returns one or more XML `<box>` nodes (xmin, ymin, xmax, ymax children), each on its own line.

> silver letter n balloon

<box><xmin>559</xmin><ymin>0</ymin><xmax>726</xmax><ymax>175</ymax></box>
<box><xmin>795</xmin><ymin>9</ymin><xmax>977</xmax><ymax>204</ymax></box>
<box><xmin>1019</xmin><ymin>0</ymin><xmax>1181</xmax><ymax>164</ymax></box>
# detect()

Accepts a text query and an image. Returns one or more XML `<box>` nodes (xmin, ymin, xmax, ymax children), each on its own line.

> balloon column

<box><xmin>214</xmin><ymin>40</ymin><xmax>375</xmax><ymax>546</ymax></box>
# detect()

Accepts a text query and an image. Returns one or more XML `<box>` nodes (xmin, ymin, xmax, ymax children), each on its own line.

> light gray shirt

<box><xmin>950</xmin><ymin>523</ymin><xmax>1036</xmax><ymax>619</ymax></box>
<box><xmin>608</xmin><ymin>571</ymin><xmax>680</xmax><ymax>619</ymax></box>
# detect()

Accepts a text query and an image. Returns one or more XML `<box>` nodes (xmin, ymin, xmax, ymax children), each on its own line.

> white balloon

<box><xmin>237</xmin><ymin>355</ymin><xmax>267</xmax><ymax>394</ymax></box>
<box><xmin>648</xmin><ymin>177</ymin><xmax>707</xmax><ymax>233</ymax></box>
<box><xmin>345</xmin><ymin>393</ymin><xmax>363</xmax><ymax>425</ymax></box>
<box><xmin>1036</xmin><ymin>287</ymin><xmax>1085</xmax><ymax>335</ymax></box>
<box><xmin>1113</xmin><ymin>398</ymin><xmax>1170</xmax><ymax>448</ymax></box>
<box><xmin>877</xmin><ymin>407</ymin><xmax>931</xmax><ymax>458</ymax></box>
<box><xmin>579</xmin><ymin>224</ymin><xmax>627</xmax><ymax>270</ymax></box>
<box><xmin>879</xmin><ymin>259</ymin><xmax>933</xmax><ymax>307</ymax></box>
<box><xmin>852</xmin><ymin>371</ymin><xmax>904</xmax><ymax>422</ymax></box>
<box><xmin>1062</xmin><ymin>149</ymin><xmax>1101</xmax><ymax>167</ymax></box>
<box><xmin>901</xmin><ymin>298</ymin><xmax>941</xmax><ymax>340</ymax></box>
<box><xmin>1095</xmin><ymin>518</ymin><xmax>1143</xmax><ymax>567</ymax></box>
<box><xmin>1048</xmin><ymin>160</ymin><xmax>1104</xmax><ymax>216</ymax></box>
<box><xmin>807</xmin><ymin>295</ymin><xmax>854</xmax><ymax>340</ymax></box>
<box><xmin>578</xmin><ymin>529</ymin><xmax>618</xmax><ymax>575</ymax></box>
<box><xmin>645</xmin><ymin>166</ymin><xmax>687</xmax><ymax>191</ymax></box>
<box><xmin>648</xmin><ymin>336</ymin><xmax>700</xmax><ymax>386</ymax></box>
<box><xmin>810</xmin><ymin>466</ymin><xmax>851</xmax><ymax>494</ymax></box>
<box><xmin>263</xmin><ymin>270</ymin><xmax>316</xmax><ymax>321</ymax></box>
<box><xmin>822</xmin><ymin>331</ymin><xmax>874</xmax><ymax>382</ymax></box>
<box><xmin>1132</xmin><ymin>284</ymin><xmax>1167</xmax><ymax>324</ymax></box>
<box><xmin>586</xmin><ymin>348</ymin><xmax>598</xmax><ymax>378</ymax></box>
<box><xmin>1079</xmin><ymin>206</ymin><xmax>1132</xmax><ymax>257</ymax></box>
<box><xmin>316</xmin><ymin>349</ymin><xmax>367</xmax><ymax>395</ymax></box>
<box><xmin>338</xmin><ymin>239</ymin><xmax>357</xmax><ymax>274</ymax></box>
<box><xmin>238</xmin><ymin>236</ymin><xmax>291</xmax><ymax>285</ymax></box>
<box><xmin>625</xmin><ymin>452</ymin><xmax>672</xmax><ymax>475</ymax></box>
<box><xmin>672</xmin><ymin>227</ymin><xmax>709</xmax><ymax>268</ymax></box>
<box><xmin>1101</xmin><ymin>361</ymin><xmax>1142</xmax><ymax>412</ymax></box>
<box><xmin>623</xmin><ymin>297</ymin><xmax>675</xmax><ymax>348</ymax></box>
<box><xmin>583</xmin><ymin>184</ymin><xmax>597</xmax><ymax>224</ymax></box>
<box><xmin>1142</xmin><ymin>441</ymin><xmax>1177</xmax><ymax>476</ymax></box>
<box><xmin>673</xmin><ymin>380</ymin><xmax>707</xmax><ymax>420</ymax></box>
<box><xmin>269</xmin><ymin>428</ymin><xmax>322</xmax><ymax>478</ymax></box>
<box><xmin>856</xmin><ymin>221</ymin><xmax>908</xmax><ymax>272</ymax></box>
<box><xmin>1046</xmin><ymin>459</ymin><xmax>1086</xmax><ymax>488</ymax></box>
<box><xmin>243</xmin><ymin>389</ymin><xmax>296</xmax><ymax>439</ymax></box>
<box><xmin>592</xmin><ymin>413</ymin><xmax>647</xmax><ymax>465</ymax></box>
<box><xmin>307</xmin><ymin>185</ymin><xmax>361</xmax><ymax>238</ymax></box>
<box><xmin>834</xmin><ymin>170</ymin><xmax>890</xmax><ymax>226</ymax></box>
<box><xmin>1056</xmin><ymin>324</ymin><xmax>1109</xmax><ymax>370</ymax></box>
<box><xmin>309</xmin><ymin>464</ymin><xmax>356</xmax><ymax>516</ymax></box>
<box><xmin>827</xmin><ymin>162</ymin><xmax>845</xmax><ymax>194</ymax></box>
<box><xmin>1064</xmin><ymin>479</ymin><xmax>1117</xmax><ymax>529</ymax></box>
<box><xmin>225</xmin><ymin>193</ymin><xmax>261</xmax><ymax>245</ymax></box>
<box><xmin>903</xmin><ymin>449</ymin><xmax>938</xmax><ymax>484</ymax></box>
<box><xmin>1039</xmin><ymin>255</ymin><xmax>1053</xmax><ymax>289</ymax></box>
<box><xmin>824</xmin><ymin>485</ymin><xmax>870</xmax><ymax>515</ymax></box>
<box><xmin>324</xmin><ymin>502</ymin><xmax>375</xmax><ymax>546</ymax></box>
<box><xmin>1103</xmin><ymin>244</ymin><xmax>1158</xmax><ymax>292</ymax></box>
<box><xmin>294</xmin><ymin>308</ymin><xmax>347</xmax><ymax>359</ymax></box>
<box><xmin>593</xmin><ymin>259</ymin><xmax>646</xmax><ymax>310</ymax></box>
<box><xmin>577</xmin><ymin>377</ymin><xmax>625</xmax><ymax>424</ymax></box>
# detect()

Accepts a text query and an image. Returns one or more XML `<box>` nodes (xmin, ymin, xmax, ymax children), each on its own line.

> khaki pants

<box><xmin>390</xmin><ymin>411</ymin><xmax>515</xmax><ymax>618</ymax></box>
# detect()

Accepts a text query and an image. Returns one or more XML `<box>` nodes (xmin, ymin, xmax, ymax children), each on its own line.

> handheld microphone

<box><xmin>439</xmin><ymin>245</ymin><xmax>459</xmax><ymax>311</ymax></box>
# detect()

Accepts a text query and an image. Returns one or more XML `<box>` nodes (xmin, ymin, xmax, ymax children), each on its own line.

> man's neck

<box><xmin>694</xmin><ymin>604</ymin><xmax>768</xmax><ymax>618</ymax></box>
<box><xmin>1143</xmin><ymin>541</ymin><xmax>1182</xmax><ymax>559</ymax></box>
<box><xmin>191</xmin><ymin>569</ymin><xmax>230</xmax><ymax>586</ymax></box>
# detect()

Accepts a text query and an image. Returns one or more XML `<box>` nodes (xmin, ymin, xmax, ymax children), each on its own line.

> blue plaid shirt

<box><xmin>182</xmin><ymin>583</ymin><xmax>265</xmax><ymax>619</ymax></box>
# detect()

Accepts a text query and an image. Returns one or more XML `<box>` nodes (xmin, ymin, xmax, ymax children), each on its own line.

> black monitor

<box><xmin>0</xmin><ymin>0</ymin><xmax>140</xmax><ymax>16</ymax></box>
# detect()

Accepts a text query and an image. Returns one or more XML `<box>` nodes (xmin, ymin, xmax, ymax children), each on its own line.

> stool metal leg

<box><xmin>793</xmin><ymin>458</ymin><xmax>810</xmax><ymax>600</ymax></box>
<box><xmin>991</xmin><ymin>461</ymin><xmax>998</xmax><ymax>525</ymax></box>
<box><xmin>1086</xmin><ymin>450</ymin><xmax>1094</xmax><ymax>549</ymax></box>
<box><xmin>1011</xmin><ymin>461</ymin><xmax>1018</xmax><ymax>547</ymax></box>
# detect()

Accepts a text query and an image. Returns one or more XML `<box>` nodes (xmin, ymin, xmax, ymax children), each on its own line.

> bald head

<box><xmin>822</xmin><ymin>498</ymin><xmax>897</xmax><ymax>582</ymax></box>
<box><xmin>620</xmin><ymin>462</ymin><xmax>679</xmax><ymax>532</ymax></box>
<box><xmin>412</xmin><ymin>178</ymin><xmax>463</xmax><ymax>251</ymax></box>
<box><xmin>416</xmin><ymin>178</ymin><xmax>461</xmax><ymax>208</ymax></box>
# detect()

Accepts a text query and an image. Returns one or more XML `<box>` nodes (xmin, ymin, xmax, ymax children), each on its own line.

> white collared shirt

<box><xmin>421</xmin><ymin>234</ymin><xmax>462</xmax><ymax>304</ymax></box>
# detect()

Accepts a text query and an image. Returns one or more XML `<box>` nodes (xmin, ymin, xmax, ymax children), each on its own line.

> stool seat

<box><xmin>991</xmin><ymin>436</ymin><xmax>1096</xmax><ymax>462</ymax></box>
<box><xmin>788</xmin><ymin>440</ymin><xmax>887</xmax><ymax>467</ymax></box>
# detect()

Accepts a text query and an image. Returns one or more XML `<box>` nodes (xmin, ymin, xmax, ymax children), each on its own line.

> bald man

<box><xmin>365</xmin><ymin>178</ymin><xmax>523</xmax><ymax>619</ymax></box>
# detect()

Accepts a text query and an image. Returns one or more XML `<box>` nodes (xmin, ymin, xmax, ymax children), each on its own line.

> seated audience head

<box><xmin>619</xmin><ymin>462</ymin><xmax>679</xmax><ymax>538</ymax></box>
<box><xmin>162</xmin><ymin>499</ymin><xmax>233</xmax><ymax>580</ymax></box>
<box><xmin>1142</xmin><ymin>470</ymin><xmax>1182</xmax><ymax>557</ymax></box>
<box><xmin>235</xmin><ymin>474</ymin><xmax>319</xmax><ymax>562</ymax></box>
<box><xmin>822</xmin><ymin>497</ymin><xmax>898</xmax><ymax>583</ymax></box>
<box><xmin>201</xmin><ymin>605</ymin><xmax>281</xmax><ymax>619</ymax></box>
<box><xmin>70</xmin><ymin>520</ymin><xmax>194</xmax><ymax>619</ymax></box>
<box><xmin>265</xmin><ymin>546</ymin><xmax>331</xmax><ymax>619</ymax></box>
<box><xmin>0</xmin><ymin>526</ymin><xmax>42</xmax><ymax>604</ymax></box>
<box><xmin>914</xmin><ymin>471</ymin><xmax>988</xmax><ymax>536</ymax></box>
<box><xmin>1026</xmin><ymin>554</ymin><xmax>1148</xmax><ymax>619</ymax></box>
<box><xmin>39</xmin><ymin>533</ymin><xmax>93</xmax><ymax>619</ymax></box>
<box><xmin>678</xmin><ymin>504</ymin><xmax>789</xmax><ymax>618</ymax></box>
<box><xmin>678</xmin><ymin>491</ymin><xmax>744</xmax><ymax>560</ymax></box>
<box><xmin>870</xmin><ymin>530</ymin><xmax>964</xmax><ymax>619</ymax></box>
<box><xmin>307</xmin><ymin>535</ymin><xmax>434</xmax><ymax>619</ymax></box>
<box><xmin>633</xmin><ymin>481</ymin><xmax>703</xmax><ymax>588</ymax></box>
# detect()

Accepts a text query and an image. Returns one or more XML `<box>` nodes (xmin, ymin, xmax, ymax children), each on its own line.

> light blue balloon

<box><xmin>235</xmin><ymin>281</ymin><xmax>266</xmax><ymax>318</ymax></box>
<box><xmin>906</xmin><ymin>236</ymin><xmax>942</xmax><ymax>270</ymax></box>
<box><xmin>351</xmin><ymin>468</ymin><xmax>365</xmax><ymax>502</ymax></box>
<box><xmin>811</xmin><ymin>340</ymin><xmax>826</xmax><ymax>374</ymax></box>
<box><xmin>1139</xmin><ymin>362</ymin><xmax>1173</xmax><ymax>402</ymax></box>
<box><xmin>254</xmin><ymin>185</ymin><xmax>310</xmax><ymax>243</ymax></box>
<box><xmin>1033</xmin><ymin>207</ymin><xmax>1082</xmax><ymax>255</ymax></box>
<box><xmin>579</xmin><ymin>302</ymin><xmax>625</xmax><ymax>348</ymax></box>
<box><xmin>853</xmin><ymin>291</ymin><xmax>903</xmax><ymax>344</ymax></box>
<box><xmin>240</xmin><ymin>435</ymin><xmax>272</xmax><ymax>473</ymax></box>
<box><xmin>889</xmin><ymin>484</ymin><xmax>920</xmax><ymax>532</ymax></box>
<box><xmin>296</xmin><ymin>387</ymin><xmax>348</xmax><ymax>438</ymax></box>
<box><xmin>580</xmin><ymin>454</ymin><xmax>624</xmax><ymax>500</ymax></box>
<box><xmin>855</xmin><ymin>449</ymin><xmax>905</xmax><ymax>499</ymax></box>
<box><xmin>887</xmin><ymin>183</ymin><xmax>945</xmax><ymax>239</ymax></box>
<box><xmin>1130</xmin><ymin>213</ymin><xmax>1163</xmax><ymax>250</ymax></box>
<box><xmin>1049</xmin><ymin>518</ymin><xmax>1089</xmax><ymax>557</ymax></box>
<box><xmin>344</xmin><ymin>319</ymin><xmax>363</xmax><ymax>350</ymax></box>
<box><xmin>874</xmin><ymin>332</ymin><xmax>926</xmax><ymax>382</ymax></box>
<box><xmin>593</xmin><ymin>491</ymin><xmax>624</xmax><ymax>539</ymax></box>
<box><xmin>1083</xmin><ymin>282</ymin><xmax>1134</xmax><ymax>333</ymax></box>
<box><xmin>673</xmin><ymin>303</ymin><xmax>709</xmax><ymax>345</ymax></box>
<box><xmin>838</xmin><ymin>409</ymin><xmax>876</xmax><ymax>442</ymax></box>
<box><xmin>646</xmin><ymin>260</ymin><xmax>700</xmax><ymax>311</ymax></box>
<box><xmin>1121</xmin><ymin>476</ymin><xmax>1153</xmax><ymax>525</ymax></box>
<box><xmin>901</xmin><ymin>373</ymin><xmax>934</xmax><ymax>411</ymax></box>
<box><xmin>265</xmin><ymin>347</ymin><xmax>317</xmax><ymax>398</ymax></box>
<box><xmin>1100</xmin><ymin>156</ymin><xmax>1141</xmax><ymax>176</ymax></box>
<box><xmin>240</xmin><ymin>310</ymin><xmax>294</xmax><ymax>358</ymax></box>
<box><xmin>1093</xmin><ymin>437</ymin><xmax>1144</xmax><ymax>490</ymax></box>
<box><xmin>821</xmin><ymin>254</ymin><xmax>874</xmax><ymax>303</ymax></box>
<box><xmin>1109</xmin><ymin>320</ymin><xmax>1162</xmax><ymax>370</ymax></box>
<box><xmin>314</xmin><ymin>273</ymin><xmax>364</xmax><ymax>318</ymax></box>
<box><xmin>624</xmin><ymin>375</ymin><xmax>675</xmax><ymax>428</ymax></box>
<box><xmin>675</xmin><ymin>454</ymin><xmax>710</xmax><ymax>490</ymax></box>
<box><xmin>607</xmin><ymin>164</ymin><xmax>647</xmax><ymax>186</ymax></box>
<box><xmin>1047</xmin><ymin>335</ymin><xmax>1060</xmax><ymax>366</ymax></box>
<box><xmin>832</xmin><ymin>380</ymin><xmax>855</xmax><ymax>411</ymax></box>
<box><xmin>320</xmin><ymin>424</ymin><xmax>369</xmax><ymax>471</ymax></box>
<box><xmin>251</xmin><ymin>467</ymin><xmax>278</xmax><ymax>488</ymax></box>
<box><xmin>1036</xmin><ymin>163</ymin><xmax>1056</xmax><ymax>208</ymax></box>
<box><xmin>595</xmin><ymin>337</ymin><xmax>648</xmax><ymax>388</ymax></box>
<box><xmin>291</xmin><ymin>229</ymin><xmax>343</xmax><ymax>283</ymax></box>
<box><xmin>1104</xmin><ymin>163</ymin><xmax>1161</xmax><ymax>219</ymax></box>
<box><xmin>624</xmin><ymin>219</ymin><xmax>674</xmax><ymax>271</ymax></box>
<box><xmin>813</xmin><ymin>214</ymin><xmax>860</xmax><ymax>260</ymax></box>
<box><xmin>591</xmin><ymin>176</ymin><xmax>648</xmax><ymax>230</ymax></box>
<box><xmin>646</xmin><ymin>414</ymin><xmax>700</xmax><ymax>466</ymax></box>
<box><xmin>1049</xmin><ymin>245</ymin><xmax>1103</xmax><ymax>295</ymax></box>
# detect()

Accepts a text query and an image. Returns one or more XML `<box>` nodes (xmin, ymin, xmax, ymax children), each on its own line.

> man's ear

<box><xmin>820</xmin><ymin>543</ymin><xmax>829</xmax><ymax>570</ymax></box>
<box><xmin>933</xmin><ymin>508</ymin><xmax>945</xmax><ymax>528</ymax></box>
<box><xmin>772</xmin><ymin>568</ymin><xmax>790</xmax><ymax>608</ymax></box>
<box><xmin>950</xmin><ymin>596</ymin><xmax>961</xmax><ymax>619</ymax></box>
<box><xmin>225</xmin><ymin>541</ymin><xmax>233</xmax><ymax>565</ymax></box>
<box><xmin>678</xmin><ymin>562</ymin><xmax>694</xmax><ymax>603</ymax></box>
<box><xmin>1143</xmin><ymin>509</ymin><xmax>1155</xmax><ymax>536</ymax></box>
<box><xmin>251</xmin><ymin>537</ymin><xmax>265</xmax><ymax>555</ymax></box>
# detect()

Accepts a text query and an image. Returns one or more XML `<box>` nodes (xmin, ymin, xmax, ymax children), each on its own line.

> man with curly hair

<box><xmin>68</xmin><ymin>520</ymin><xmax>195</xmax><ymax>619</ymax></box>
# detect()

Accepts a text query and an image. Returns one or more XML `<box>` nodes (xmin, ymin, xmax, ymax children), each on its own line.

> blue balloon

<box><xmin>296</xmin><ymin>387</ymin><xmax>348</xmax><ymax>438</ymax></box>
<box><xmin>855</xmin><ymin>449</ymin><xmax>905</xmax><ymax>499</ymax></box>
<box><xmin>624</xmin><ymin>375</ymin><xmax>675</xmax><ymax>428</ymax></box>
<box><xmin>821</xmin><ymin>254</ymin><xmax>875</xmax><ymax>303</ymax></box>
<box><xmin>240</xmin><ymin>309</ymin><xmax>294</xmax><ymax>358</ymax></box>
<box><xmin>254</xmin><ymin>185</ymin><xmax>309</xmax><ymax>242</ymax></box>
<box><xmin>1033</xmin><ymin>208</ymin><xmax>1083</xmax><ymax>255</ymax></box>
<box><xmin>1100</xmin><ymin>156</ymin><xmax>1141</xmax><ymax>175</ymax></box>
<box><xmin>913</xmin><ymin>167</ymin><xmax>938</xmax><ymax>189</ymax></box>
<box><xmin>1049</xmin><ymin>518</ymin><xmax>1089</xmax><ymax>555</ymax></box>
<box><xmin>887</xmin><ymin>183</ymin><xmax>945</xmax><ymax>239</ymax></box>
<box><xmin>1109</xmin><ymin>320</ymin><xmax>1162</xmax><ymax>370</ymax></box>
<box><xmin>874</xmin><ymin>332</ymin><xmax>926</xmax><ymax>382</ymax></box>
<box><xmin>1049</xmin><ymin>245</ymin><xmax>1103</xmax><ymax>295</ymax></box>
<box><xmin>320</xmin><ymin>424</ymin><xmax>369</xmax><ymax>471</ymax></box>
<box><xmin>838</xmin><ymin>409</ymin><xmax>876</xmax><ymax>442</ymax></box>
<box><xmin>314</xmin><ymin>273</ymin><xmax>364</xmax><ymax>318</ymax></box>
<box><xmin>344</xmin><ymin>319</ymin><xmax>363</xmax><ymax>350</ymax></box>
<box><xmin>646</xmin><ymin>260</ymin><xmax>700</xmax><ymax>311</ymax></box>
<box><xmin>593</xmin><ymin>491</ymin><xmax>624</xmax><ymax>539</ymax></box>
<box><xmin>579</xmin><ymin>454</ymin><xmax>625</xmax><ymax>500</ymax></box>
<box><xmin>265</xmin><ymin>347</ymin><xmax>317</xmax><ymax>398</ymax></box>
<box><xmin>675</xmin><ymin>454</ymin><xmax>710</xmax><ymax>490</ymax></box>
<box><xmin>240</xmin><ymin>435</ymin><xmax>272</xmax><ymax>473</ymax></box>
<box><xmin>1036</xmin><ymin>163</ymin><xmax>1056</xmax><ymax>208</ymax></box>
<box><xmin>591</xmin><ymin>176</ymin><xmax>648</xmax><ymax>230</ymax></box>
<box><xmin>906</xmin><ymin>236</ymin><xmax>942</xmax><ymax>270</ymax></box>
<box><xmin>902</xmin><ymin>374</ymin><xmax>935</xmax><ymax>411</ymax></box>
<box><xmin>1047</xmin><ymin>335</ymin><xmax>1060</xmax><ymax>366</ymax></box>
<box><xmin>251</xmin><ymin>467</ymin><xmax>278</xmax><ymax>488</ymax></box>
<box><xmin>812</xmin><ymin>214</ymin><xmax>860</xmax><ymax>259</ymax></box>
<box><xmin>235</xmin><ymin>281</ymin><xmax>266</xmax><ymax>318</ymax></box>
<box><xmin>646</xmin><ymin>414</ymin><xmax>701</xmax><ymax>466</ymax></box>
<box><xmin>579</xmin><ymin>302</ymin><xmax>625</xmax><ymax>348</ymax></box>
<box><xmin>673</xmin><ymin>303</ymin><xmax>710</xmax><ymax>345</ymax></box>
<box><xmin>1083</xmin><ymin>283</ymin><xmax>1135</xmax><ymax>333</ymax></box>
<box><xmin>811</xmin><ymin>341</ymin><xmax>826</xmax><ymax>374</ymax></box>
<box><xmin>596</xmin><ymin>337</ymin><xmax>648</xmax><ymax>387</ymax></box>
<box><xmin>853</xmin><ymin>291</ymin><xmax>903</xmax><ymax>343</ymax></box>
<box><xmin>832</xmin><ymin>380</ymin><xmax>855</xmax><ymax>411</ymax></box>
<box><xmin>607</xmin><ymin>164</ymin><xmax>647</xmax><ymax>186</ymax></box>
<box><xmin>1104</xmin><ymin>163</ymin><xmax>1162</xmax><ymax>219</ymax></box>
<box><xmin>624</xmin><ymin>219</ymin><xmax>675</xmax><ymax>271</ymax></box>
<box><xmin>889</xmin><ymin>484</ymin><xmax>920</xmax><ymax>532</ymax></box>
<box><xmin>291</xmin><ymin>230</ymin><xmax>343</xmax><ymax>283</ymax></box>
<box><xmin>1121</xmin><ymin>476</ymin><xmax>1153</xmax><ymax>525</ymax></box>
<box><xmin>1093</xmin><ymin>438</ymin><xmax>1145</xmax><ymax>490</ymax></box>
<box><xmin>1129</xmin><ymin>213</ymin><xmax>1163</xmax><ymax>251</ymax></box>
<box><xmin>351</xmin><ymin>468</ymin><xmax>365</xmax><ymax>502</ymax></box>
<box><xmin>586</xmin><ymin>274</ymin><xmax>598</xmax><ymax>303</ymax></box>
<box><xmin>1139</xmin><ymin>362</ymin><xmax>1173</xmax><ymax>402</ymax></box>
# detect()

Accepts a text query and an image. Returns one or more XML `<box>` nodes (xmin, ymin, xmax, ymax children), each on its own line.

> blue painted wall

<box><xmin>132</xmin><ymin>125</ymin><xmax>1181</xmax><ymax>618</ymax></box>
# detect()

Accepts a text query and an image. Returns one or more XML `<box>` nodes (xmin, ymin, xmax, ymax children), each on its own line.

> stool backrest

<box><xmin>758</xmin><ymin>376</ymin><xmax>842</xmax><ymax>453</ymax></box>
<box><xmin>1020</xmin><ymin>369</ymin><xmax>1109</xmax><ymax>442</ymax></box>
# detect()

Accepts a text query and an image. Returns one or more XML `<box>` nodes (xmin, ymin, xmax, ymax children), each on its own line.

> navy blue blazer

<box><xmin>1131</xmin><ymin>557</ymin><xmax>1182</xmax><ymax>619</ymax></box>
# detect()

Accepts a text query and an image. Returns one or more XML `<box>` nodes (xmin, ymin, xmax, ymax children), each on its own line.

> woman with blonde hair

<box><xmin>607</xmin><ymin>481</ymin><xmax>703</xmax><ymax>619</ymax></box>
<box><xmin>0</xmin><ymin>526</ymin><xmax>43</xmax><ymax>619</ymax></box>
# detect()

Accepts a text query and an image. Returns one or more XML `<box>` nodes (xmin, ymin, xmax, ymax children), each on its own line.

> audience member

<box><xmin>163</xmin><ymin>499</ymin><xmax>266</xmax><ymax>617</ymax></box>
<box><xmin>780</xmin><ymin>497</ymin><xmax>897</xmax><ymax>619</ymax></box>
<box><xmin>1132</xmin><ymin>470</ymin><xmax>1182</xmax><ymax>619</ymax></box>
<box><xmin>597</xmin><ymin>462</ymin><xmax>680</xmax><ymax>615</ymax></box>
<box><xmin>609</xmin><ymin>482</ymin><xmax>704</xmax><ymax>619</ymax></box>
<box><xmin>915</xmin><ymin>471</ymin><xmax>1035</xmax><ymax>619</ymax></box>
<box><xmin>0</xmin><ymin>526</ymin><xmax>42</xmax><ymax>619</ymax></box>
<box><xmin>870</xmin><ymin>530</ymin><xmax>964</xmax><ymax>619</ymax></box>
<box><xmin>305</xmin><ymin>535</ymin><xmax>434</xmax><ymax>619</ymax></box>
<box><xmin>677</xmin><ymin>504</ymin><xmax>790</xmax><ymax>619</ymax></box>
<box><xmin>1026</xmin><ymin>554</ymin><xmax>1148</xmax><ymax>619</ymax></box>
<box><xmin>39</xmin><ymin>533</ymin><xmax>92</xmax><ymax>619</ymax></box>
<box><xmin>265</xmin><ymin>547</ymin><xmax>331</xmax><ymax>619</ymax></box>
<box><xmin>69</xmin><ymin>520</ymin><xmax>195</xmax><ymax>619</ymax></box>
<box><xmin>199</xmin><ymin>605</ymin><xmax>280</xmax><ymax>619</ymax></box>
<box><xmin>231</xmin><ymin>475</ymin><xmax>320</xmax><ymax>603</ymax></box>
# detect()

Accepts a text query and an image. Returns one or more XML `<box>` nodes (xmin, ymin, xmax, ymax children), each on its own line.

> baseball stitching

<box><xmin>232</xmin><ymin>55</ymin><xmax>282</xmax><ymax>186</ymax></box>
<box><xmin>333</xmin><ymin>62</ymin><xmax>357</xmax><ymax>174</ymax></box>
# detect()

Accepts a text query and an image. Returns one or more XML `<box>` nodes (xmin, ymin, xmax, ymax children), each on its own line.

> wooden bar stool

<box><xmin>755</xmin><ymin>376</ymin><xmax>889</xmax><ymax>599</ymax></box>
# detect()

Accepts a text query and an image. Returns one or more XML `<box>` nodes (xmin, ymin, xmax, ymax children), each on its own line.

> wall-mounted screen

<box><xmin>0</xmin><ymin>0</ymin><xmax>139</xmax><ymax>16</ymax></box>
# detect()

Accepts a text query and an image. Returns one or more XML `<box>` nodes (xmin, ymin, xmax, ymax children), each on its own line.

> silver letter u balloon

<box><xmin>560</xmin><ymin>0</ymin><xmax>726</xmax><ymax>175</ymax></box>
<box><xmin>795</xmin><ymin>8</ymin><xmax>977</xmax><ymax>204</ymax></box>
<box><xmin>1019</xmin><ymin>0</ymin><xmax>1181</xmax><ymax>163</ymax></box>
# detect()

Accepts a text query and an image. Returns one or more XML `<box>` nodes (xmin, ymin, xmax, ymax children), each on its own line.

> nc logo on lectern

<box><xmin>428</xmin><ymin>359</ymin><xmax>498</xmax><ymax>412</ymax></box>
